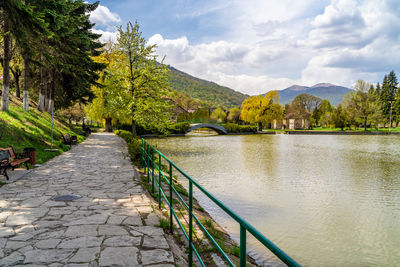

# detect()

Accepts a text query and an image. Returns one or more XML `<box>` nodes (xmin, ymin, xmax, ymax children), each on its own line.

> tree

<box><xmin>288</xmin><ymin>93</ymin><xmax>322</xmax><ymax>120</ymax></box>
<box><xmin>317</xmin><ymin>99</ymin><xmax>334</xmax><ymax>127</ymax></box>
<box><xmin>210</xmin><ymin>108</ymin><xmax>227</xmax><ymax>123</ymax></box>
<box><xmin>116</xmin><ymin>21</ymin><xmax>171</xmax><ymax>135</ymax></box>
<box><xmin>333</xmin><ymin>104</ymin><xmax>346</xmax><ymax>131</ymax></box>
<box><xmin>240</xmin><ymin>91</ymin><xmax>283</xmax><ymax>131</ymax></box>
<box><xmin>1</xmin><ymin>0</ymin><xmax>46</xmax><ymax>111</ymax></box>
<box><xmin>227</xmin><ymin>107</ymin><xmax>241</xmax><ymax>123</ymax></box>
<box><xmin>342</xmin><ymin>80</ymin><xmax>381</xmax><ymax>131</ymax></box>
<box><xmin>379</xmin><ymin>71</ymin><xmax>398</xmax><ymax>127</ymax></box>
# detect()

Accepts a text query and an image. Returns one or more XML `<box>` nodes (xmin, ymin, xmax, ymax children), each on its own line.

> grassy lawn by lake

<box><xmin>0</xmin><ymin>96</ymin><xmax>86</xmax><ymax>164</ymax></box>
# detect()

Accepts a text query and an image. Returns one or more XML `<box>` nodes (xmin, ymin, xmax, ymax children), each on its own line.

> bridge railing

<box><xmin>141</xmin><ymin>138</ymin><xmax>301</xmax><ymax>267</ymax></box>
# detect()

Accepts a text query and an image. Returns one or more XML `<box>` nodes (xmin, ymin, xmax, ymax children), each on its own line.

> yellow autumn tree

<box><xmin>240</xmin><ymin>90</ymin><xmax>283</xmax><ymax>131</ymax></box>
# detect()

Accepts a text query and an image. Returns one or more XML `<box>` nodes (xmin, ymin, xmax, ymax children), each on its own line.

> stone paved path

<box><xmin>0</xmin><ymin>133</ymin><xmax>177</xmax><ymax>266</ymax></box>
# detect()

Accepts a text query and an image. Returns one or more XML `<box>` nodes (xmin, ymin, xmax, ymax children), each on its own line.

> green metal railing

<box><xmin>141</xmin><ymin>138</ymin><xmax>301</xmax><ymax>267</ymax></box>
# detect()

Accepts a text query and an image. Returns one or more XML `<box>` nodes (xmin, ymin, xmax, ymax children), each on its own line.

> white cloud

<box><xmin>89</xmin><ymin>5</ymin><xmax>121</xmax><ymax>29</ymax></box>
<box><xmin>91</xmin><ymin>1</ymin><xmax>400</xmax><ymax>95</ymax></box>
<box><xmin>92</xmin><ymin>29</ymin><xmax>118</xmax><ymax>43</ymax></box>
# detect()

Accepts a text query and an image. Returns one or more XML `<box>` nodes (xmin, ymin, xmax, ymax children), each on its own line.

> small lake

<box><xmin>149</xmin><ymin>134</ymin><xmax>400</xmax><ymax>266</ymax></box>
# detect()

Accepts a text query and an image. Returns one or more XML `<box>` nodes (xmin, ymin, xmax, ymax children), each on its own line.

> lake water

<box><xmin>149</xmin><ymin>134</ymin><xmax>400</xmax><ymax>266</ymax></box>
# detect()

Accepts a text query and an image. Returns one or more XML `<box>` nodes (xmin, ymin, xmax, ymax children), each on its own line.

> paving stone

<box><xmin>142</xmin><ymin>235</ymin><xmax>169</xmax><ymax>249</ymax></box>
<box><xmin>69</xmin><ymin>247</ymin><xmax>100</xmax><ymax>263</ymax></box>
<box><xmin>0</xmin><ymin>226</ymin><xmax>15</xmax><ymax>237</ymax></box>
<box><xmin>5</xmin><ymin>240</ymin><xmax>28</xmax><ymax>250</ymax></box>
<box><xmin>58</xmin><ymin>236</ymin><xmax>103</xmax><ymax>248</ymax></box>
<box><xmin>103</xmin><ymin>235</ymin><xmax>141</xmax><ymax>247</ymax></box>
<box><xmin>0</xmin><ymin>251</ymin><xmax>24</xmax><ymax>265</ymax></box>
<box><xmin>64</xmin><ymin>225</ymin><xmax>98</xmax><ymax>237</ymax></box>
<box><xmin>99</xmin><ymin>247</ymin><xmax>139</xmax><ymax>266</ymax></box>
<box><xmin>122</xmin><ymin>215</ymin><xmax>143</xmax><ymax>226</ymax></box>
<box><xmin>0</xmin><ymin>211</ymin><xmax>12</xmax><ymax>222</ymax></box>
<box><xmin>10</xmin><ymin>232</ymin><xmax>34</xmax><ymax>241</ymax></box>
<box><xmin>35</xmin><ymin>238</ymin><xmax>61</xmax><ymax>249</ymax></box>
<box><xmin>36</xmin><ymin>230</ymin><xmax>65</xmax><ymax>240</ymax></box>
<box><xmin>19</xmin><ymin>245</ymin><xmax>34</xmax><ymax>254</ymax></box>
<box><xmin>0</xmin><ymin>237</ymin><xmax>7</xmax><ymax>248</ymax></box>
<box><xmin>140</xmin><ymin>249</ymin><xmax>174</xmax><ymax>265</ymax></box>
<box><xmin>134</xmin><ymin>226</ymin><xmax>165</xmax><ymax>236</ymax></box>
<box><xmin>20</xmin><ymin>196</ymin><xmax>51</xmax><ymax>208</ymax></box>
<box><xmin>24</xmin><ymin>249</ymin><xmax>75</xmax><ymax>263</ymax></box>
<box><xmin>98</xmin><ymin>225</ymin><xmax>128</xmax><ymax>236</ymax></box>
<box><xmin>64</xmin><ymin>214</ymin><xmax>108</xmax><ymax>226</ymax></box>
<box><xmin>106</xmin><ymin>215</ymin><xmax>126</xmax><ymax>225</ymax></box>
<box><xmin>0</xmin><ymin>134</ymin><xmax>178</xmax><ymax>266</ymax></box>
<box><xmin>144</xmin><ymin>213</ymin><xmax>160</xmax><ymax>226</ymax></box>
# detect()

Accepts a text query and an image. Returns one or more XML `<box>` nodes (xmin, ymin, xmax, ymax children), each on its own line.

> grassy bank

<box><xmin>0</xmin><ymin>96</ymin><xmax>86</xmax><ymax>164</ymax></box>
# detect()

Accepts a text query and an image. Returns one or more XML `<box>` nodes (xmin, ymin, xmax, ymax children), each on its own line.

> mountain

<box><xmin>276</xmin><ymin>83</ymin><xmax>352</xmax><ymax>106</ymax></box>
<box><xmin>168</xmin><ymin>66</ymin><xmax>248</xmax><ymax>108</ymax></box>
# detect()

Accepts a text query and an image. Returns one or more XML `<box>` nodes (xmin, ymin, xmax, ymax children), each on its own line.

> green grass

<box><xmin>0</xmin><ymin>97</ymin><xmax>86</xmax><ymax>164</ymax></box>
<box><xmin>0</xmin><ymin>181</ymin><xmax>5</xmax><ymax>187</ymax></box>
<box><xmin>157</xmin><ymin>218</ymin><xmax>170</xmax><ymax>231</ymax></box>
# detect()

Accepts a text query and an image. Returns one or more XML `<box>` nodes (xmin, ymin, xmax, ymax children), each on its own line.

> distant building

<box><xmin>273</xmin><ymin>113</ymin><xmax>310</xmax><ymax>130</ymax></box>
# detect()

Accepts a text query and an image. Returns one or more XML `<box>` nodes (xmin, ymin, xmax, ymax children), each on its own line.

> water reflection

<box><xmin>150</xmin><ymin>135</ymin><xmax>400</xmax><ymax>266</ymax></box>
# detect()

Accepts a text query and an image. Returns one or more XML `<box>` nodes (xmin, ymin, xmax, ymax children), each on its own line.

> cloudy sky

<box><xmin>89</xmin><ymin>0</ymin><xmax>400</xmax><ymax>95</ymax></box>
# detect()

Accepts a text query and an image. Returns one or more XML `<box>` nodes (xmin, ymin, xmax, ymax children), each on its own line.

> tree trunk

<box><xmin>10</xmin><ymin>67</ymin><xmax>21</xmax><ymax>98</ymax></box>
<box><xmin>257</xmin><ymin>122</ymin><xmax>262</xmax><ymax>132</ymax></box>
<box><xmin>1</xmin><ymin>16</ymin><xmax>10</xmax><ymax>112</ymax></box>
<box><xmin>23</xmin><ymin>58</ymin><xmax>29</xmax><ymax>111</ymax></box>
<box><xmin>364</xmin><ymin>117</ymin><xmax>367</xmax><ymax>131</ymax></box>
<box><xmin>38</xmin><ymin>54</ymin><xmax>45</xmax><ymax>112</ymax></box>
<box><xmin>132</xmin><ymin>118</ymin><xmax>137</xmax><ymax>136</ymax></box>
<box><xmin>105</xmin><ymin>117</ymin><xmax>112</xmax><ymax>132</ymax></box>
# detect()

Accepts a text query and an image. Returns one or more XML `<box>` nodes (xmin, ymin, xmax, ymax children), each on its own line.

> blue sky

<box><xmin>89</xmin><ymin>0</ymin><xmax>400</xmax><ymax>95</ymax></box>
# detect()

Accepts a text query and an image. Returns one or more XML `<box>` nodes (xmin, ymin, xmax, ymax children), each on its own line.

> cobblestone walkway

<box><xmin>0</xmin><ymin>133</ymin><xmax>176</xmax><ymax>266</ymax></box>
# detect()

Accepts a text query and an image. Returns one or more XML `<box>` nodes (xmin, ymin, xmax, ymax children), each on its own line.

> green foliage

<box><xmin>210</xmin><ymin>108</ymin><xmax>227</xmax><ymax>123</ymax></box>
<box><xmin>223</xmin><ymin>123</ymin><xmax>257</xmax><ymax>133</ymax></box>
<box><xmin>168</xmin><ymin>66</ymin><xmax>247</xmax><ymax>109</ymax></box>
<box><xmin>227</xmin><ymin>107</ymin><xmax>241</xmax><ymax>123</ymax></box>
<box><xmin>288</xmin><ymin>93</ymin><xmax>322</xmax><ymax>119</ymax></box>
<box><xmin>168</xmin><ymin>122</ymin><xmax>191</xmax><ymax>134</ymax></box>
<box><xmin>342</xmin><ymin>80</ymin><xmax>382</xmax><ymax>130</ymax></box>
<box><xmin>158</xmin><ymin>218</ymin><xmax>170</xmax><ymax>231</ymax></box>
<box><xmin>114</xmin><ymin>130</ymin><xmax>142</xmax><ymax>165</ymax></box>
<box><xmin>333</xmin><ymin>105</ymin><xmax>347</xmax><ymax>131</ymax></box>
<box><xmin>240</xmin><ymin>91</ymin><xmax>283</xmax><ymax>130</ymax></box>
<box><xmin>87</xmin><ymin>22</ymin><xmax>172</xmax><ymax>135</ymax></box>
<box><xmin>0</xmin><ymin>98</ymin><xmax>84</xmax><ymax>164</ymax></box>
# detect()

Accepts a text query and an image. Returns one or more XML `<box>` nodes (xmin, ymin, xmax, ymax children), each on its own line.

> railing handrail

<box><xmin>142</xmin><ymin>138</ymin><xmax>301</xmax><ymax>267</ymax></box>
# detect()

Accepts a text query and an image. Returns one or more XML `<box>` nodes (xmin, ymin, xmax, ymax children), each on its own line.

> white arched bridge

<box><xmin>186</xmin><ymin>123</ymin><xmax>228</xmax><ymax>135</ymax></box>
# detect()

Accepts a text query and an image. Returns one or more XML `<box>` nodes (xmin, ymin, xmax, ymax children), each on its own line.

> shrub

<box><xmin>115</xmin><ymin>130</ymin><xmax>142</xmax><ymax>165</ymax></box>
<box><xmin>223</xmin><ymin>123</ymin><xmax>257</xmax><ymax>133</ymax></box>
<box><xmin>168</xmin><ymin>122</ymin><xmax>191</xmax><ymax>134</ymax></box>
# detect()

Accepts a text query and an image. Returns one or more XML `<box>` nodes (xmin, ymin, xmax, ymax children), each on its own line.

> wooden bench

<box><xmin>0</xmin><ymin>147</ymin><xmax>30</xmax><ymax>180</ymax></box>
<box><xmin>62</xmin><ymin>134</ymin><xmax>77</xmax><ymax>145</ymax></box>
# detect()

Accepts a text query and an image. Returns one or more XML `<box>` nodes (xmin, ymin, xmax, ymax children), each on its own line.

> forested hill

<box><xmin>276</xmin><ymin>83</ymin><xmax>352</xmax><ymax>106</ymax></box>
<box><xmin>168</xmin><ymin>66</ymin><xmax>248</xmax><ymax>108</ymax></box>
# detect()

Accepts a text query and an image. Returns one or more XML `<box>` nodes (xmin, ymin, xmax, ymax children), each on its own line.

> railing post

<box><xmin>151</xmin><ymin>148</ymin><xmax>154</xmax><ymax>193</ymax></box>
<box><xmin>240</xmin><ymin>224</ymin><xmax>246</xmax><ymax>267</ymax></box>
<box><xmin>141</xmin><ymin>139</ymin><xmax>144</xmax><ymax>168</ymax></box>
<box><xmin>189</xmin><ymin>181</ymin><xmax>193</xmax><ymax>266</ymax></box>
<box><xmin>158</xmin><ymin>154</ymin><xmax>162</xmax><ymax>209</ymax></box>
<box><xmin>146</xmin><ymin>143</ymin><xmax>150</xmax><ymax>182</ymax></box>
<box><xmin>169</xmin><ymin>162</ymin><xmax>173</xmax><ymax>233</ymax></box>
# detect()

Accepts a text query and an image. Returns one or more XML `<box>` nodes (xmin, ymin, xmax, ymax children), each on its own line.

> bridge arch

<box><xmin>186</xmin><ymin>124</ymin><xmax>228</xmax><ymax>135</ymax></box>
